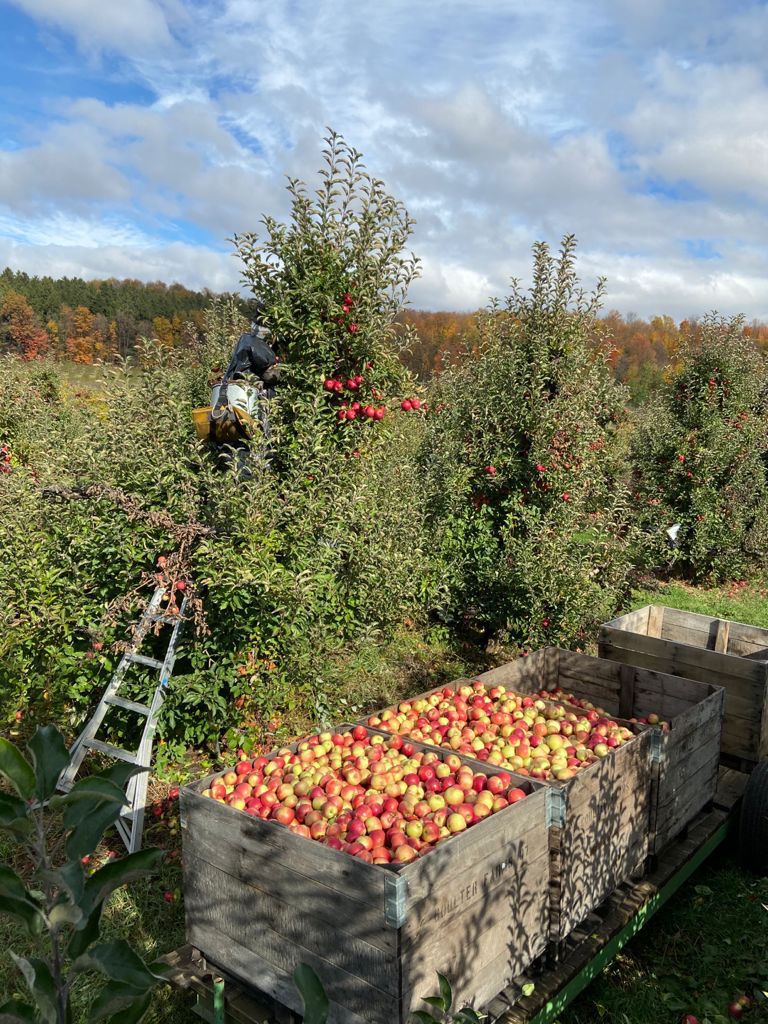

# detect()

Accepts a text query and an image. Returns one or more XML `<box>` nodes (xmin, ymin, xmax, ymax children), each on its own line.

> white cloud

<box><xmin>8</xmin><ymin>0</ymin><xmax>176</xmax><ymax>55</ymax></box>
<box><xmin>0</xmin><ymin>236</ymin><xmax>241</xmax><ymax>292</ymax></box>
<box><xmin>1</xmin><ymin>0</ymin><xmax>768</xmax><ymax>323</ymax></box>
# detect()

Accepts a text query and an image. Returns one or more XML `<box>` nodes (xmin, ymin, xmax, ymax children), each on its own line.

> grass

<box><xmin>3</xmin><ymin>581</ymin><xmax>768</xmax><ymax>1023</ymax></box>
<box><xmin>628</xmin><ymin>576</ymin><xmax>768</xmax><ymax>627</ymax></box>
<box><xmin>558</xmin><ymin>842</ymin><xmax>768</xmax><ymax>1024</ymax></box>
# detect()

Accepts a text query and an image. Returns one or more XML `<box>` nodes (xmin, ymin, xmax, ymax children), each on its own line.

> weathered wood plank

<box><xmin>660</xmin><ymin>606</ymin><xmax>717</xmax><ymax>631</ymax></box>
<box><xmin>182</xmin><ymin>828</ymin><xmax>397</xmax><ymax>954</ymax></box>
<box><xmin>647</xmin><ymin>605</ymin><xmax>664</xmax><ymax>638</ymax></box>
<box><xmin>181</xmin><ymin>789</ymin><xmax>386</xmax><ymax>904</ymax></box>
<box><xmin>714</xmin><ymin>619</ymin><xmax>730</xmax><ymax>654</ymax></box>
<box><xmin>184</xmin><ymin>851</ymin><xmax>399</xmax><ymax>996</ymax></box>
<box><xmin>561</xmin><ymin>649</ymin><xmax>720</xmax><ymax>706</ymax></box>
<box><xmin>401</xmin><ymin>786</ymin><xmax>548</xmax><ymax>904</ymax></box>
<box><xmin>759</xmin><ymin>682</ymin><xmax>768</xmax><ymax>760</ymax></box>
<box><xmin>719</xmin><ymin>621</ymin><xmax>768</xmax><ymax>647</ymax></box>
<box><xmin>655</xmin><ymin>756</ymin><xmax>721</xmax><ymax>848</ymax></box>
<box><xmin>187</xmin><ymin>921</ymin><xmax>375</xmax><ymax>1024</ymax></box>
<box><xmin>401</xmin><ymin>849</ymin><xmax>549</xmax><ymax>1013</ymax></box>
<box><xmin>552</xmin><ymin>730</ymin><xmax>652</xmax><ymax>939</ymax></box>
<box><xmin>600</xmin><ymin>629</ymin><xmax>760</xmax><ymax>679</ymax></box>
<box><xmin>619</xmin><ymin>664</ymin><xmax>636</xmax><ymax>719</ymax></box>
<box><xmin>600</xmin><ymin>617</ymin><xmax>768</xmax><ymax>765</ymax></box>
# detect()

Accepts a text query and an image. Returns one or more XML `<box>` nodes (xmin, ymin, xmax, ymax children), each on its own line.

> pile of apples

<box><xmin>365</xmin><ymin>681</ymin><xmax>638</xmax><ymax>781</ymax></box>
<box><xmin>535</xmin><ymin>687</ymin><xmax>669</xmax><ymax>732</ymax></box>
<box><xmin>201</xmin><ymin>726</ymin><xmax>529</xmax><ymax>865</ymax></box>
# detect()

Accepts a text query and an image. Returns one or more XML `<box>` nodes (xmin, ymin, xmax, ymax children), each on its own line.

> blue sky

<box><xmin>0</xmin><ymin>0</ymin><xmax>767</xmax><ymax>319</ymax></box>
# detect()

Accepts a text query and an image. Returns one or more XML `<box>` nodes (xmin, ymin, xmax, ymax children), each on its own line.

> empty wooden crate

<box><xmin>599</xmin><ymin>605</ymin><xmax>766</xmax><ymax>766</ymax></box>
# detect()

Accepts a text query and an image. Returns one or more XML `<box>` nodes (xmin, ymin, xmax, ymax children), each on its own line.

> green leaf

<box><xmin>80</xmin><ymin>850</ymin><xmax>165</xmax><ymax>922</ymax></box>
<box><xmin>0</xmin><ymin>998</ymin><xmax>37</xmax><ymax>1023</ymax></box>
<box><xmin>87</xmin><ymin>984</ymin><xmax>152</xmax><ymax>1023</ymax></box>
<box><xmin>0</xmin><ymin>793</ymin><xmax>30</xmax><ymax>832</ymax></box>
<box><xmin>63</xmin><ymin>801</ymin><xmax>128</xmax><ymax>863</ymax></box>
<box><xmin>48</xmin><ymin>901</ymin><xmax>84</xmax><ymax>929</ymax></box>
<box><xmin>67</xmin><ymin>906</ymin><xmax>101</xmax><ymax>960</ymax></box>
<box><xmin>71</xmin><ymin>940</ymin><xmax>159</xmax><ymax>992</ymax></box>
<box><xmin>9</xmin><ymin>955</ymin><xmax>58</xmax><ymax>1024</ymax></box>
<box><xmin>98</xmin><ymin>762</ymin><xmax>146</xmax><ymax>793</ymax></box>
<box><xmin>438</xmin><ymin>973</ymin><xmax>452</xmax><ymax>1011</ymax></box>
<box><xmin>103</xmin><ymin>992</ymin><xmax>152</xmax><ymax>1024</ymax></box>
<box><xmin>42</xmin><ymin>861</ymin><xmax>85</xmax><ymax>908</ymax></box>
<box><xmin>53</xmin><ymin>777</ymin><xmax>129</xmax><ymax>813</ymax></box>
<box><xmin>293</xmin><ymin>963</ymin><xmax>329</xmax><ymax>1024</ymax></box>
<box><xmin>455</xmin><ymin>1009</ymin><xmax>485</xmax><ymax>1024</ymax></box>
<box><xmin>521</xmin><ymin>982</ymin><xmax>535</xmax><ymax>998</ymax></box>
<box><xmin>27</xmin><ymin>726</ymin><xmax>71</xmax><ymax>803</ymax></box>
<box><xmin>0</xmin><ymin>865</ymin><xmax>31</xmax><ymax>902</ymax></box>
<box><xmin>0</xmin><ymin>741</ymin><xmax>35</xmax><ymax>801</ymax></box>
<box><xmin>0</xmin><ymin>895</ymin><xmax>44</xmax><ymax>937</ymax></box>
<box><xmin>423</xmin><ymin>996</ymin><xmax>448</xmax><ymax>1009</ymax></box>
<box><xmin>411</xmin><ymin>1013</ymin><xmax>438</xmax><ymax>1024</ymax></box>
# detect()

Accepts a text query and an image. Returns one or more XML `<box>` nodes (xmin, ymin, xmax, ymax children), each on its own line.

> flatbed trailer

<box><xmin>162</xmin><ymin>766</ymin><xmax>751</xmax><ymax>1024</ymax></box>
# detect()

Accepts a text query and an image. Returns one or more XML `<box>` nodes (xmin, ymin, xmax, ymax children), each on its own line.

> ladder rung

<box><xmin>104</xmin><ymin>695</ymin><xmax>151</xmax><ymax>716</ymax></box>
<box><xmin>83</xmin><ymin>739</ymin><xmax>140</xmax><ymax>764</ymax></box>
<box><xmin>146</xmin><ymin>614</ymin><xmax>180</xmax><ymax>625</ymax></box>
<box><xmin>127</xmin><ymin>653</ymin><xmax>163</xmax><ymax>670</ymax></box>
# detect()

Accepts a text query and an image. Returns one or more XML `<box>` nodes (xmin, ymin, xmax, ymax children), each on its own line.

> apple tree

<box><xmin>0</xmin><ymin>726</ymin><xmax>166</xmax><ymax>1023</ymax></box>
<box><xmin>631</xmin><ymin>313</ymin><xmax>768</xmax><ymax>581</ymax></box>
<box><xmin>418</xmin><ymin>235</ymin><xmax>635</xmax><ymax>649</ymax></box>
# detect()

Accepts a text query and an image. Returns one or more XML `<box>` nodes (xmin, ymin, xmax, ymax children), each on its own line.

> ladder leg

<box><xmin>58</xmin><ymin>583</ymin><xmax>188</xmax><ymax>854</ymax></box>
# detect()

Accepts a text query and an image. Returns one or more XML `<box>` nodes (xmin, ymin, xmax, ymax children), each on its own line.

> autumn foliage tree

<box><xmin>0</xmin><ymin>291</ymin><xmax>49</xmax><ymax>360</ymax></box>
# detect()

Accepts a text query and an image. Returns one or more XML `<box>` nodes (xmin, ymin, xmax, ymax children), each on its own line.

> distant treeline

<box><xmin>2</xmin><ymin>265</ymin><xmax>767</xmax><ymax>395</ymax></box>
<box><xmin>399</xmin><ymin>308</ymin><xmax>768</xmax><ymax>400</ymax></box>
<box><xmin>0</xmin><ymin>267</ymin><xmax>257</xmax><ymax>363</ymax></box>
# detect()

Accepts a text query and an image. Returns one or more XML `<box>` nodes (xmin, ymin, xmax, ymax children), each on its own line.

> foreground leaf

<box><xmin>64</xmin><ymin>801</ymin><xmax>129</xmax><ymax>862</ymax></box>
<box><xmin>0</xmin><ymin>894</ymin><xmax>44</xmax><ymax>937</ymax></box>
<box><xmin>9</xmin><ymin>955</ymin><xmax>58</xmax><ymax>1024</ymax></box>
<box><xmin>0</xmin><ymin>741</ymin><xmax>35</xmax><ymax>801</ymax></box>
<box><xmin>293</xmin><ymin>963</ymin><xmax>329</xmax><ymax>1024</ymax></box>
<box><xmin>0</xmin><ymin>793</ymin><xmax>31</xmax><ymax>833</ymax></box>
<box><xmin>0</xmin><ymin>998</ymin><xmax>37</xmax><ymax>1023</ymax></box>
<box><xmin>72</xmin><ymin>940</ymin><xmax>160</xmax><ymax>992</ymax></box>
<box><xmin>87</xmin><ymin>984</ymin><xmax>152</xmax><ymax>1023</ymax></box>
<box><xmin>27</xmin><ymin>726</ymin><xmax>71</xmax><ymax>803</ymax></box>
<box><xmin>80</xmin><ymin>849</ymin><xmax>165</xmax><ymax>921</ymax></box>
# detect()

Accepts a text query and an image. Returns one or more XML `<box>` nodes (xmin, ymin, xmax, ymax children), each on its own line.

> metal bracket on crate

<box><xmin>384</xmin><ymin>873</ymin><xmax>408</xmax><ymax>928</ymax></box>
<box><xmin>546</xmin><ymin>786</ymin><xmax>567</xmax><ymax>828</ymax></box>
<box><xmin>650</xmin><ymin>728</ymin><xmax>664</xmax><ymax>764</ymax></box>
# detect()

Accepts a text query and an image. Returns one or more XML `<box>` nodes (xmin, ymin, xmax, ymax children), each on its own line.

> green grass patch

<box><xmin>559</xmin><ymin>843</ymin><xmax>768</xmax><ymax>1024</ymax></box>
<box><xmin>628</xmin><ymin>577</ymin><xmax>768</xmax><ymax>627</ymax></box>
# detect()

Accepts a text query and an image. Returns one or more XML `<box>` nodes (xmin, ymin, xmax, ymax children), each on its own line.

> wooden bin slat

<box><xmin>181</xmin><ymin>738</ymin><xmax>551</xmax><ymax>1024</ymax></box>
<box><xmin>364</xmin><ymin>646</ymin><xmax>722</xmax><ymax>939</ymax></box>
<box><xmin>183</xmin><ymin>827</ymin><xmax>397</xmax><ymax>954</ymax></box>
<box><xmin>188</xmin><ymin>920</ymin><xmax>372</xmax><ymax>1024</ymax></box>
<box><xmin>185</xmin><ymin>853</ymin><xmax>399</xmax><ymax>1001</ymax></box>
<box><xmin>600</xmin><ymin>605</ymin><xmax>767</xmax><ymax>764</ymax></box>
<box><xmin>548</xmin><ymin>647</ymin><xmax>724</xmax><ymax>855</ymax></box>
<box><xmin>397</xmin><ymin>651</ymin><xmax>655</xmax><ymax>943</ymax></box>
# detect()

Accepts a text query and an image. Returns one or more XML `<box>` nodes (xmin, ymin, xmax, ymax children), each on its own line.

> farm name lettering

<box><xmin>432</xmin><ymin>859</ymin><xmax>512</xmax><ymax>921</ymax></box>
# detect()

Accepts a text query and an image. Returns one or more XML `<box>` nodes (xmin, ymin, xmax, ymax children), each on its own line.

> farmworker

<box><xmin>211</xmin><ymin>316</ymin><xmax>280</xmax><ymax>476</ymax></box>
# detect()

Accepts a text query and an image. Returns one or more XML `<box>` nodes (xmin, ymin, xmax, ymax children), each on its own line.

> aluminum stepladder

<box><xmin>58</xmin><ymin>583</ymin><xmax>189</xmax><ymax>853</ymax></box>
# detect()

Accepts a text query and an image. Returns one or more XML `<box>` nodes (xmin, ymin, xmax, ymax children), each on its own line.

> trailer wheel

<box><xmin>740</xmin><ymin>760</ymin><xmax>768</xmax><ymax>873</ymax></box>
